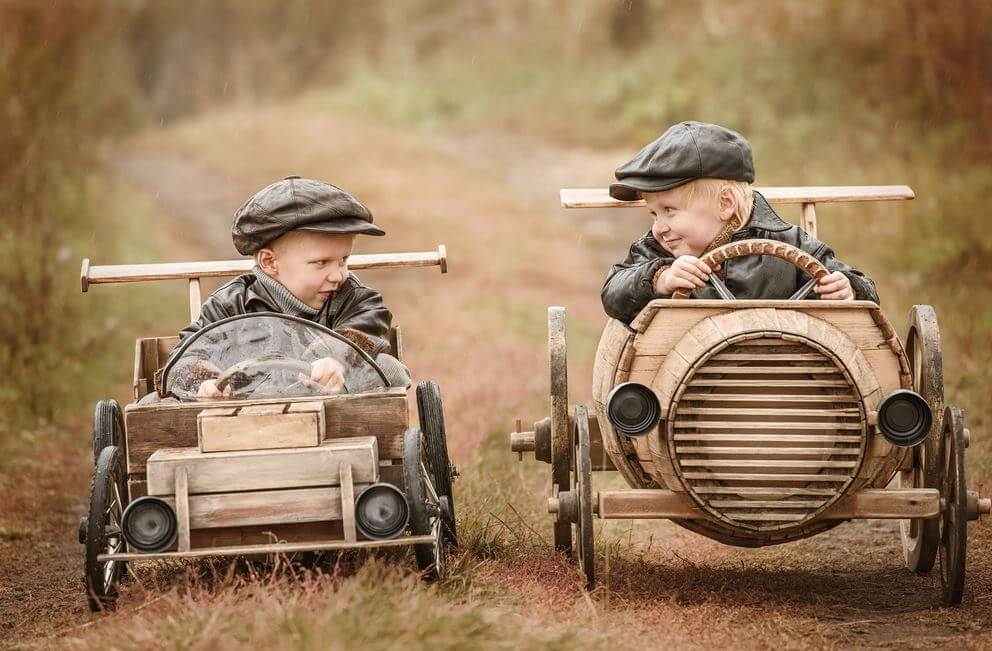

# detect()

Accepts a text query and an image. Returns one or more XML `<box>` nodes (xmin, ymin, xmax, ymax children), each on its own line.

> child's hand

<box><xmin>197</xmin><ymin>379</ymin><xmax>232</xmax><ymax>399</ymax></box>
<box><xmin>309</xmin><ymin>357</ymin><xmax>346</xmax><ymax>390</ymax></box>
<box><xmin>815</xmin><ymin>271</ymin><xmax>854</xmax><ymax>301</ymax></box>
<box><xmin>655</xmin><ymin>256</ymin><xmax>719</xmax><ymax>294</ymax></box>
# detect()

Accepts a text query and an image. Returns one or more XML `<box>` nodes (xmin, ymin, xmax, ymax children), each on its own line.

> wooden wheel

<box><xmin>83</xmin><ymin>445</ymin><xmax>127</xmax><ymax>612</ymax></box>
<box><xmin>899</xmin><ymin>305</ymin><xmax>944</xmax><ymax>573</ymax></box>
<box><xmin>571</xmin><ymin>405</ymin><xmax>595</xmax><ymax>588</ymax></box>
<box><xmin>548</xmin><ymin>307</ymin><xmax>572</xmax><ymax>554</ymax></box>
<box><xmin>939</xmin><ymin>406</ymin><xmax>967</xmax><ymax>605</ymax></box>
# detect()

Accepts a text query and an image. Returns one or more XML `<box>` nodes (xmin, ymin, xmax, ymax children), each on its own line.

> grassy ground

<box><xmin>2</xmin><ymin>96</ymin><xmax>990</xmax><ymax>649</ymax></box>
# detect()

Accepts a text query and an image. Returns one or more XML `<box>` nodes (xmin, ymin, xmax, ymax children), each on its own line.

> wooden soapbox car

<box><xmin>77</xmin><ymin>246</ymin><xmax>457</xmax><ymax>612</ymax></box>
<box><xmin>510</xmin><ymin>187</ymin><xmax>989</xmax><ymax>604</ymax></box>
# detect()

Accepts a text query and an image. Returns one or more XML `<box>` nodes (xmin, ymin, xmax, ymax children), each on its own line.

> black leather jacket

<box><xmin>601</xmin><ymin>192</ymin><xmax>879</xmax><ymax>324</ymax></box>
<box><xmin>174</xmin><ymin>272</ymin><xmax>393</xmax><ymax>357</ymax></box>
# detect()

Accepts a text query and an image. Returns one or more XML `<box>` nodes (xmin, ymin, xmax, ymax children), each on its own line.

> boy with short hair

<box><xmin>169</xmin><ymin>175</ymin><xmax>408</xmax><ymax>397</ymax></box>
<box><xmin>602</xmin><ymin>121</ymin><xmax>878</xmax><ymax>324</ymax></box>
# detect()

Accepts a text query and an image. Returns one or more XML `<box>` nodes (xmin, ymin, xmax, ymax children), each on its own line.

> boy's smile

<box><xmin>642</xmin><ymin>184</ymin><xmax>732</xmax><ymax>257</ymax></box>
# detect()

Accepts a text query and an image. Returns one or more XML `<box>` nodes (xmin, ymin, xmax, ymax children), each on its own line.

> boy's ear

<box><xmin>256</xmin><ymin>248</ymin><xmax>278</xmax><ymax>275</ymax></box>
<box><xmin>717</xmin><ymin>186</ymin><xmax>738</xmax><ymax>222</ymax></box>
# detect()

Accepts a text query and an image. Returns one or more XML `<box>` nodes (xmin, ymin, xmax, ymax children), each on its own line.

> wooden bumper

<box><xmin>98</xmin><ymin>534</ymin><xmax>436</xmax><ymax>562</ymax></box>
<box><xmin>595</xmin><ymin>488</ymin><xmax>940</xmax><ymax>521</ymax></box>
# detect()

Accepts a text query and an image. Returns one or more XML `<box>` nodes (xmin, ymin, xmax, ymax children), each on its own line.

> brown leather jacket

<box><xmin>601</xmin><ymin>192</ymin><xmax>879</xmax><ymax>324</ymax></box>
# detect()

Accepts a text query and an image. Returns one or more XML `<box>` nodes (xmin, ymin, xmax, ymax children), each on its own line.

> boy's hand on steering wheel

<box><xmin>815</xmin><ymin>271</ymin><xmax>854</xmax><ymax>301</ymax></box>
<box><xmin>309</xmin><ymin>357</ymin><xmax>346</xmax><ymax>390</ymax></box>
<box><xmin>656</xmin><ymin>255</ymin><xmax>721</xmax><ymax>295</ymax></box>
<box><xmin>197</xmin><ymin>378</ymin><xmax>232</xmax><ymax>399</ymax></box>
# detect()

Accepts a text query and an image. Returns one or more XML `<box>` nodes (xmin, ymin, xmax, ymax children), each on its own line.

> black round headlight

<box><xmin>122</xmin><ymin>496</ymin><xmax>178</xmax><ymax>552</ymax></box>
<box><xmin>606</xmin><ymin>382</ymin><xmax>661</xmax><ymax>437</ymax></box>
<box><xmin>878</xmin><ymin>389</ymin><xmax>932</xmax><ymax>447</ymax></box>
<box><xmin>355</xmin><ymin>483</ymin><xmax>409</xmax><ymax>540</ymax></box>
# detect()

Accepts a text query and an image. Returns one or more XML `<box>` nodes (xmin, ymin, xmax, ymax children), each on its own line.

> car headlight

<box><xmin>877</xmin><ymin>389</ymin><xmax>932</xmax><ymax>447</ymax></box>
<box><xmin>355</xmin><ymin>483</ymin><xmax>409</xmax><ymax>540</ymax></box>
<box><xmin>606</xmin><ymin>382</ymin><xmax>661</xmax><ymax>437</ymax></box>
<box><xmin>122</xmin><ymin>496</ymin><xmax>178</xmax><ymax>553</ymax></box>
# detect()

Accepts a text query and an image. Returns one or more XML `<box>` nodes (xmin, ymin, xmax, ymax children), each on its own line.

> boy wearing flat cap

<box><xmin>602</xmin><ymin>121</ymin><xmax>878</xmax><ymax>324</ymax></box>
<box><xmin>172</xmin><ymin>176</ymin><xmax>407</xmax><ymax>397</ymax></box>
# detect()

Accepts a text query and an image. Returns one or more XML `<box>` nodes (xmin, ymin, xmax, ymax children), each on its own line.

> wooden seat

<box><xmin>559</xmin><ymin>185</ymin><xmax>915</xmax><ymax>239</ymax></box>
<box><xmin>82</xmin><ymin>244</ymin><xmax>447</xmax><ymax>321</ymax></box>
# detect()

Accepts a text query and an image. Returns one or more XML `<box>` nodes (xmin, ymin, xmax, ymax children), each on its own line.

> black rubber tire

<box><xmin>84</xmin><ymin>445</ymin><xmax>128</xmax><ymax>612</ymax></box>
<box><xmin>403</xmin><ymin>428</ymin><xmax>445</xmax><ymax>580</ymax></box>
<box><xmin>93</xmin><ymin>400</ymin><xmax>124</xmax><ymax>466</ymax></box>
<box><xmin>416</xmin><ymin>380</ymin><xmax>457</xmax><ymax>551</ymax></box>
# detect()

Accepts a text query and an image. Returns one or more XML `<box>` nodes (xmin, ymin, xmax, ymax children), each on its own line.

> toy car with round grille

<box><xmin>510</xmin><ymin>186</ymin><xmax>989</xmax><ymax>605</ymax></box>
<box><xmin>76</xmin><ymin>247</ymin><xmax>457</xmax><ymax>612</ymax></box>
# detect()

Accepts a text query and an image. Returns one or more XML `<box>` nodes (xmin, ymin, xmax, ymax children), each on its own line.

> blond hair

<box><xmin>673</xmin><ymin>178</ymin><xmax>754</xmax><ymax>227</ymax></box>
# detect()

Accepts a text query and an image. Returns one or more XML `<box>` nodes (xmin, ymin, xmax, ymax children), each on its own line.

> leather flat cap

<box><xmin>609</xmin><ymin>121</ymin><xmax>755</xmax><ymax>201</ymax></box>
<box><xmin>232</xmin><ymin>176</ymin><xmax>385</xmax><ymax>255</ymax></box>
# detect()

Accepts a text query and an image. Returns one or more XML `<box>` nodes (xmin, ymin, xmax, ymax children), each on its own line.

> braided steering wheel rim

<box><xmin>671</xmin><ymin>239</ymin><xmax>830</xmax><ymax>300</ymax></box>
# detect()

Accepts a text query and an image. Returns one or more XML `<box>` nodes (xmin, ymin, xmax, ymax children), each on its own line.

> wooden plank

<box><xmin>822</xmin><ymin>488</ymin><xmax>939</xmax><ymax>519</ymax></box>
<box><xmin>98</xmin><ymin>534</ymin><xmax>437</xmax><ymax>561</ymax></box>
<box><xmin>711</xmin><ymin>499</ymin><xmax>828</xmax><ymax>509</ymax></box>
<box><xmin>675</xmin><ymin>446</ymin><xmax>860</xmax><ymax>456</ymax></box>
<box><xmin>710</xmin><ymin>353</ymin><xmax>825</xmax><ymax>361</ymax></box>
<box><xmin>125</xmin><ymin>390</ymin><xmax>408</xmax><ymax>474</ymax></box>
<box><xmin>692</xmin><ymin>486</ymin><xmax>838</xmax><ymax>496</ymax></box>
<box><xmin>695</xmin><ymin>366</ymin><xmax>842</xmax><ymax>375</ymax></box>
<box><xmin>801</xmin><ymin>202</ymin><xmax>818</xmax><ymax>238</ymax></box>
<box><xmin>682</xmin><ymin>472</ymin><xmax>850</xmax><ymax>482</ymax></box>
<box><xmin>673</xmin><ymin>434</ymin><xmax>862</xmax><ymax>443</ymax></box>
<box><xmin>340</xmin><ymin>462</ymin><xmax>357</xmax><ymax>543</ymax></box>
<box><xmin>161</xmin><ymin>486</ymin><xmax>355</xmax><ymax>529</ymax></box>
<box><xmin>678</xmin><ymin>393</ymin><xmax>858</xmax><ymax>403</ymax></box>
<box><xmin>560</xmin><ymin>186</ymin><xmax>914</xmax><ymax>209</ymax></box>
<box><xmin>198</xmin><ymin>401</ymin><xmax>324</xmax><ymax>453</ymax></box>
<box><xmin>687</xmin><ymin>379</ymin><xmax>849</xmax><ymax>387</ymax></box>
<box><xmin>597</xmin><ymin>489</ymin><xmax>700</xmax><ymax>520</ymax></box>
<box><xmin>673</xmin><ymin>421</ymin><xmax>862</xmax><ymax>430</ymax></box>
<box><xmin>725</xmin><ymin>512</ymin><xmax>809</xmax><ymax>522</ymax></box>
<box><xmin>188</xmin><ymin>278</ymin><xmax>202</xmax><ymax>322</ymax></box>
<box><xmin>680</xmin><ymin>459</ymin><xmax>858</xmax><ymax>468</ymax></box>
<box><xmin>675</xmin><ymin>407</ymin><xmax>860</xmax><ymax>416</ymax></box>
<box><xmin>175</xmin><ymin>467</ymin><xmax>190</xmax><ymax>552</ymax></box>
<box><xmin>146</xmin><ymin>436</ymin><xmax>378</xmax><ymax>495</ymax></box>
<box><xmin>83</xmin><ymin>247</ymin><xmax>447</xmax><ymax>289</ymax></box>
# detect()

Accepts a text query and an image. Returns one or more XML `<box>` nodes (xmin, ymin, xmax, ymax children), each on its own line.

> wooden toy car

<box><xmin>77</xmin><ymin>247</ymin><xmax>457</xmax><ymax>612</ymax></box>
<box><xmin>510</xmin><ymin>187</ymin><xmax>989</xmax><ymax>604</ymax></box>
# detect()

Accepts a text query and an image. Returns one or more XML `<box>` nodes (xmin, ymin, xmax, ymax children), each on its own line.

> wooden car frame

<box><xmin>511</xmin><ymin>187</ymin><xmax>989</xmax><ymax>604</ymax></box>
<box><xmin>78</xmin><ymin>246</ymin><xmax>457</xmax><ymax>612</ymax></box>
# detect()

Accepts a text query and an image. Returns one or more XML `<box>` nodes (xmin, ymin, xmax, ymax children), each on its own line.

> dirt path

<box><xmin>3</xmin><ymin>102</ymin><xmax>989</xmax><ymax>649</ymax></box>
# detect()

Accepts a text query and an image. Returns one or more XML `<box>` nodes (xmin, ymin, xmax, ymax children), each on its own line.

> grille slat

<box><xmin>670</xmin><ymin>335</ymin><xmax>866</xmax><ymax>532</ymax></box>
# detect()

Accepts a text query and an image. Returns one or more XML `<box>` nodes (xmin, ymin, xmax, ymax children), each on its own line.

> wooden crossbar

<box><xmin>80</xmin><ymin>245</ymin><xmax>447</xmax><ymax>292</ymax></box>
<box><xmin>560</xmin><ymin>186</ymin><xmax>914</xmax><ymax>209</ymax></box>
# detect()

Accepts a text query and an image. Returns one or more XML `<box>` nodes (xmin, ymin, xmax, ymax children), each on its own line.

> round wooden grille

<box><xmin>668</xmin><ymin>334</ymin><xmax>867</xmax><ymax>531</ymax></box>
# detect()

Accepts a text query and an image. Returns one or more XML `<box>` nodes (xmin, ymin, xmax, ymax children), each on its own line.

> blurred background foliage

<box><xmin>1</xmin><ymin>0</ymin><xmax>989</xmax><ymax>431</ymax></box>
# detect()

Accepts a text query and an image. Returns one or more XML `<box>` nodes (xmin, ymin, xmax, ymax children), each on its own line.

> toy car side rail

<box><xmin>81</xmin><ymin>244</ymin><xmax>447</xmax><ymax>321</ymax></box>
<box><xmin>560</xmin><ymin>185</ymin><xmax>915</xmax><ymax>239</ymax></box>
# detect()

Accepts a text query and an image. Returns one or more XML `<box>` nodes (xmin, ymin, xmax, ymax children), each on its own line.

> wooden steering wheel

<box><xmin>671</xmin><ymin>239</ymin><xmax>830</xmax><ymax>300</ymax></box>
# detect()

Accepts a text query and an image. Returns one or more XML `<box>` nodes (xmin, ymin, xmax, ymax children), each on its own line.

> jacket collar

<box><xmin>243</xmin><ymin>272</ymin><xmax>355</xmax><ymax>320</ymax></box>
<box><xmin>740</xmin><ymin>191</ymin><xmax>792</xmax><ymax>233</ymax></box>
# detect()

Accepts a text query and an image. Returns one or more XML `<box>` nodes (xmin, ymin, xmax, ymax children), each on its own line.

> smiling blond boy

<box><xmin>602</xmin><ymin>122</ymin><xmax>878</xmax><ymax>324</ymax></box>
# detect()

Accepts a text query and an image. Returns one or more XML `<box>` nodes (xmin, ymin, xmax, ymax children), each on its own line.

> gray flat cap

<box><xmin>609</xmin><ymin>122</ymin><xmax>755</xmax><ymax>201</ymax></box>
<box><xmin>232</xmin><ymin>176</ymin><xmax>385</xmax><ymax>255</ymax></box>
